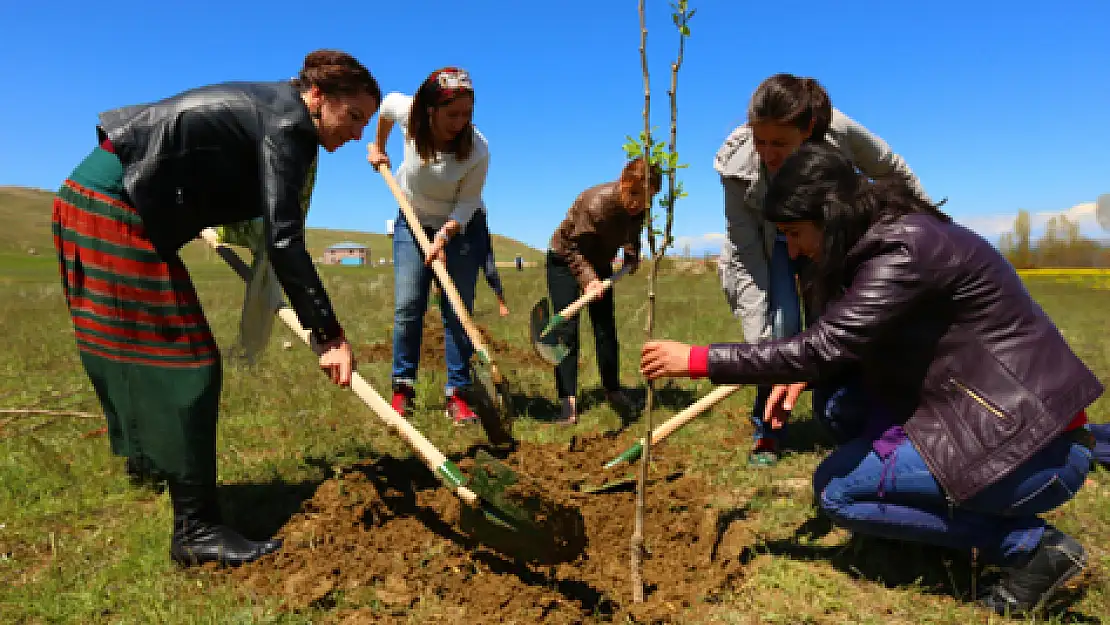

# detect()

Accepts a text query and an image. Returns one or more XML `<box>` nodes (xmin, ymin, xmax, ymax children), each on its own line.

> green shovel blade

<box><xmin>472</xmin><ymin>363</ymin><xmax>515</xmax><ymax>447</ymax></box>
<box><xmin>603</xmin><ymin>440</ymin><xmax>644</xmax><ymax>469</ymax></box>
<box><xmin>468</xmin><ymin>450</ymin><xmax>532</xmax><ymax>529</ymax></box>
<box><xmin>529</xmin><ymin>299</ymin><xmax>573</xmax><ymax>365</ymax></box>
<box><xmin>579</xmin><ymin>472</ymin><xmax>638</xmax><ymax>494</ymax></box>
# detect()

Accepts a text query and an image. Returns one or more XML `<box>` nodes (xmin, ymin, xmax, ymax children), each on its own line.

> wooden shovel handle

<box><xmin>556</xmin><ymin>263</ymin><xmax>632</xmax><ymax>320</ymax></box>
<box><xmin>650</xmin><ymin>384</ymin><xmax>741</xmax><ymax>445</ymax></box>
<box><xmin>375</xmin><ymin>165</ymin><xmax>492</xmax><ymax>360</ymax></box>
<box><xmin>197</xmin><ymin>228</ymin><xmax>479</xmax><ymax>507</ymax></box>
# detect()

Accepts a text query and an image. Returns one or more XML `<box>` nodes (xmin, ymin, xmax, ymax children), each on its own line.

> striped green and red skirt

<box><xmin>52</xmin><ymin>146</ymin><xmax>220</xmax><ymax>486</ymax></box>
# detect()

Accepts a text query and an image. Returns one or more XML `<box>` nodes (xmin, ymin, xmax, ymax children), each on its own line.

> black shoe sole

<box><xmin>1030</xmin><ymin>557</ymin><xmax>1086</xmax><ymax>616</ymax></box>
<box><xmin>985</xmin><ymin>552</ymin><xmax>1087</xmax><ymax>617</ymax></box>
<box><xmin>170</xmin><ymin>539</ymin><xmax>283</xmax><ymax>568</ymax></box>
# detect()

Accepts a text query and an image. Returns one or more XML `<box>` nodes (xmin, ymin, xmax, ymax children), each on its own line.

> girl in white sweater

<box><xmin>367</xmin><ymin>67</ymin><xmax>490</xmax><ymax>425</ymax></box>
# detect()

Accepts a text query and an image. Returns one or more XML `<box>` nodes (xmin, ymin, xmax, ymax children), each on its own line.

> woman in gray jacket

<box><xmin>715</xmin><ymin>73</ymin><xmax>932</xmax><ymax>465</ymax></box>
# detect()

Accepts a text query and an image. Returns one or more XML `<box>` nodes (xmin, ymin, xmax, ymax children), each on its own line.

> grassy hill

<box><xmin>0</xmin><ymin>186</ymin><xmax>56</xmax><ymax>255</ymax></box>
<box><xmin>0</xmin><ymin>185</ymin><xmax>542</xmax><ymax>264</ymax></box>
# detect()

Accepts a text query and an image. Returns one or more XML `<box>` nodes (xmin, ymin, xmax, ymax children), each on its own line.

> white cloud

<box><xmin>955</xmin><ymin>201</ymin><xmax>1101</xmax><ymax>240</ymax></box>
<box><xmin>671</xmin><ymin>232</ymin><xmax>727</xmax><ymax>254</ymax></box>
<box><xmin>645</xmin><ymin>201</ymin><xmax>1104</xmax><ymax>257</ymax></box>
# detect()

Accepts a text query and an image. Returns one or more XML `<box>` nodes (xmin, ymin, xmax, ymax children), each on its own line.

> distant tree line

<box><xmin>998</xmin><ymin>210</ymin><xmax>1109</xmax><ymax>269</ymax></box>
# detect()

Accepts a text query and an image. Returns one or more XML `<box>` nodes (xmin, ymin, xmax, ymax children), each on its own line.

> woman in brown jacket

<box><xmin>546</xmin><ymin>157</ymin><xmax>661</xmax><ymax>424</ymax></box>
<box><xmin>640</xmin><ymin>142</ymin><xmax>1101</xmax><ymax>617</ymax></box>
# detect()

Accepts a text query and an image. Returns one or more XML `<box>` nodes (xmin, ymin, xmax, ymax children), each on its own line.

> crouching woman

<box><xmin>639</xmin><ymin>142</ymin><xmax>1102</xmax><ymax>617</ymax></box>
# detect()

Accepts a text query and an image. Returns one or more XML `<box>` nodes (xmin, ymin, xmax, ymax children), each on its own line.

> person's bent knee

<box><xmin>811</xmin><ymin>452</ymin><xmax>847</xmax><ymax>500</ymax></box>
<box><xmin>816</xmin><ymin>482</ymin><xmax>852</xmax><ymax>523</ymax></box>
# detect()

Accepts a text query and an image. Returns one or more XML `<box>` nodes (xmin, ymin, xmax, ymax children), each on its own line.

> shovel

<box><xmin>530</xmin><ymin>263</ymin><xmax>632</xmax><ymax>366</ymax></box>
<box><xmin>197</xmin><ymin>228</ymin><xmax>533</xmax><ymax>531</ymax></box>
<box><xmin>603</xmin><ymin>384</ymin><xmax>741</xmax><ymax>471</ymax></box>
<box><xmin>374</xmin><ymin>165</ymin><xmax>515</xmax><ymax>446</ymax></box>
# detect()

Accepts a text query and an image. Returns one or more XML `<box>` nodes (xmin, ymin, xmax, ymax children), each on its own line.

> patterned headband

<box><xmin>431</xmin><ymin>68</ymin><xmax>473</xmax><ymax>103</ymax></box>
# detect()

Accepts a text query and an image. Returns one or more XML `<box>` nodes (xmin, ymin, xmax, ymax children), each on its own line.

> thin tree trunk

<box><xmin>630</xmin><ymin>0</ymin><xmax>651</xmax><ymax>605</ymax></box>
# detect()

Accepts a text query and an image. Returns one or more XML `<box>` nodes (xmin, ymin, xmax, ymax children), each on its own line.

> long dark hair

<box><xmin>408</xmin><ymin>67</ymin><xmax>475</xmax><ymax>163</ymax></box>
<box><xmin>748</xmin><ymin>73</ymin><xmax>832</xmax><ymax>142</ymax></box>
<box><xmin>765</xmin><ymin>142</ymin><xmax>951</xmax><ymax>307</ymax></box>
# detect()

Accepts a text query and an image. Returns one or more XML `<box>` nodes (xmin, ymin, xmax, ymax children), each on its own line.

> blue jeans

<box><xmin>391</xmin><ymin>214</ymin><xmax>481</xmax><ymax>392</ymax></box>
<box><xmin>751</xmin><ymin>234</ymin><xmax>804</xmax><ymax>444</ymax></box>
<box><xmin>813</xmin><ymin>429</ymin><xmax>1093</xmax><ymax>565</ymax></box>
<box><xmin>1090</xmin><ymin>423</ymin><xmax>1110</xmax><ymax>466</ymax></box>
<box><xmin>810</xmin><ymin>380</ymin><xmax>872</xmax><ymax>444</ymax></box>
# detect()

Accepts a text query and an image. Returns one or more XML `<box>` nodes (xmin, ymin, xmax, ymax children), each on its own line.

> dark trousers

<box><xmin>546</xmin><ymin>251</ymin><xmax>620</xmax><ymax>398</ymax></box>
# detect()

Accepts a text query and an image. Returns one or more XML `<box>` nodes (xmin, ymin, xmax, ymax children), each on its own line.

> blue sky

<box><xmin>2</xmin><ymin>1</ymin><xmax>1107</xmax><ymax>253</ymax></box>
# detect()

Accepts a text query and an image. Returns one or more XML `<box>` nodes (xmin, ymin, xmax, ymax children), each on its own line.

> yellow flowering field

<box><xmin>1019</xmin><ymin>268</ymin><xmax>1110</xmax><ymax>290</ymax></box>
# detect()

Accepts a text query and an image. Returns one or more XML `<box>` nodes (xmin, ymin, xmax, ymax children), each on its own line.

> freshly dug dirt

<box><xmin>223</xmin><ymin>433</ymin><xmax>755</xmax><ymax>623</ymax></box>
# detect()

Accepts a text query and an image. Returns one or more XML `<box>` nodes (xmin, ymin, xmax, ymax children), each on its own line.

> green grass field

<box><xmin>0</xmin><ymin>217</ymin><xmax>1107</xmax><ymax>622</ymax></box>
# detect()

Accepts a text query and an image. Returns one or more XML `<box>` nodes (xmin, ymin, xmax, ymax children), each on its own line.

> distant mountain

<box><xmin>0</xmin><ymin>186</ymin><xmax>542</xmax><ymax>262</ymax></box>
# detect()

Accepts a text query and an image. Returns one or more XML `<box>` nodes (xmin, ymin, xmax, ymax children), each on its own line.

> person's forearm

<box><xmin>374</xmin><ymin>116</ymin><xmax>395</xmax><ymax>149</ymax></box>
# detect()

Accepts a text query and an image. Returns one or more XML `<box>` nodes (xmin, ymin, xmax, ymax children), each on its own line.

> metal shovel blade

<box><xmin>530</xmin><ymin>298</ymin><xmax>570</xmax><ymax>365</ymax></box>
<box><xmin>468</xmin><ymin>449</ymin><xmax>532</xmax><ymax>529</ymax></box>
<box><xmin>472</xmin><ymin>360</ymin><xmax>516</xmax><ymax>447</ymax></box>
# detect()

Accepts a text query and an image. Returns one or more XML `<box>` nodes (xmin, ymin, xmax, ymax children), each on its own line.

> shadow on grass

<box><xmin>575</xmin><ymin>383</ymin><xmax>701</xmax><ymax>434</ymax></box>
<box><xmin>502</xmin><ymin>380</ymin><xmax>700</xmax><ymax>432</ymax></box>
<box><xmin>780</xmin><ymin>415</ymin><xmax>840</xmax><ymax>455</ymax></box>
<box><xmin>509</xmin><ymin>391</ymin><xmax>561</xmax><ymax>422</ymax></box>
<box><xmin>736</xmin><ymin>517</ymin><xmax>1100</xmax><ymax>622</ymax></box>
<box><xmin>218</xmin><ymin>443</ymin><xmax>382</xmax><ymax>539</ymax></box>
<box><xmin>218</xmin><ymin>478</ymin><xmax>326</xmax><ymax>539</ymax></box>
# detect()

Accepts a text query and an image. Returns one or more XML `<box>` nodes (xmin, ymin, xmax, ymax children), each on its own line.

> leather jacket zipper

<box><xmin>950</xmin><ymin>378</ymin><xmax>1009</xmax><ymax>420</ymax></box>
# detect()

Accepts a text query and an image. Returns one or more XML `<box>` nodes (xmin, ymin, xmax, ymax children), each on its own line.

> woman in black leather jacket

<box><xmin>52</xmin><ymin>49</ymin><xmax>380</xmax><ymax>567</ymax></box>
<box><xmin>640</xmin><ymin>142</ymin><xmax>1101</xmax><ymax>617</ymax></box>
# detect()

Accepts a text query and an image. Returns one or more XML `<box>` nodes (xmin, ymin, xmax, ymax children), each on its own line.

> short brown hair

<box><xmin>621</xmin><ymin>156</ymin><xmax>663</xmax><ymax>190</ymax></box>
<box><xmin>292</xmin><ymin>49</ymin><xmax>381</xmax><ymax>104</ymax></box>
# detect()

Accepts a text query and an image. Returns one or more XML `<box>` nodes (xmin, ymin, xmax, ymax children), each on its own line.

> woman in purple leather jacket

<box><xmin>640</xmin><ymin>142</ymin><xmax>1102</xmax><ymax>618</ymax></box>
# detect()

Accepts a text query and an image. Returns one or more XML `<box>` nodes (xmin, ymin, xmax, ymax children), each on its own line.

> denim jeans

<box><xmin>391</xmin><ymin>213</ymin><xmax>481</xmax><ymax>392</ymax></box>
<box><xmin>751</xmin><ymin>234</ymin><xmax>804</xmax><ymax>443</ymax></box>
<box><xmin>1090</xmin><ymin>423</ymin><xmax>1110</xmax><ymax>466</ymax></box>
<box><xmin>813</xmin><ymin>428</ymin><xmax>1093</xmax><ymax>565</ymax></box>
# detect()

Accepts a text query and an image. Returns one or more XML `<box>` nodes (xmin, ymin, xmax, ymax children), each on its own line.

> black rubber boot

<box><xmin>125</xmin><ymin>456</ymin><xmax>167</xmax><ymax>494</ymax></box>
<box><xmin>168</xmin><ymin>482</ymin><xmax>282</xmax><ymax>567</ymax></box>
<box><xmin>980</xmin><ymin>526</ymin><xmax>1087</xmax><ymax>617</ymax></box>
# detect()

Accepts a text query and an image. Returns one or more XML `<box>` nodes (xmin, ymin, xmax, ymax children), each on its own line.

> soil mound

<box><xmin>224</xmin><ymin>433</ymin><xmax>755</xmax><ymax>623</ymax></box>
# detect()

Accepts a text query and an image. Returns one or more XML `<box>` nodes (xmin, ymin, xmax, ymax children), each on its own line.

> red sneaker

<box><xmin>747</xmin><ymin>437</ymin><xmax>781</xmax><ymax>467</ymax></box>
<box><xmin>391</xmin><ymin>384</ymin><xmax>415</xmax><ymax>417</ymax></box>
<box><xmin>445</xmin><ymin>393</ymin><xmax>479</xmax><ymax>426</ymax></box>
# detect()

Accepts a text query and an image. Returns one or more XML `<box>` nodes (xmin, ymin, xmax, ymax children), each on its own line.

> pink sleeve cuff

<box><xmin>688</xmin><ymin>345</ymin><xmax>709</xmax><ymax>378</ymax></box>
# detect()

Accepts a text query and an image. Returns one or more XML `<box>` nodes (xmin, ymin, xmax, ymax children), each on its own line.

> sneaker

<box><xmin>747</xmin><ymin>438</ymin><xmax>781</xmax><ymax>467</ymax></box>
<box><xmin>445</xmin><ymin>393</ymin><xmax>479</xmax><ymax>426</ymax></box>
<box><xmin>980</xmin><ymin>527</ymin><xmax>1087</xmax><ymax>617</ymax></box>
<box><xmin>391</xmin><ymin>383</ymin><xmax>415</xmax><ymax>417</ymax></box>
